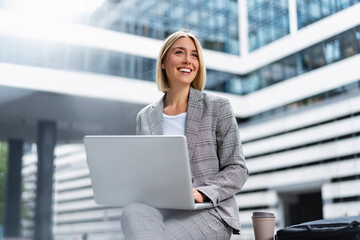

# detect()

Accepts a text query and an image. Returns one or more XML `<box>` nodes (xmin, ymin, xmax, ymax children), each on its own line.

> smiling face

<box><xmin>161</xmin><ymin>37</ymin><xmax>199</xmax><ymax>90</ymax></box>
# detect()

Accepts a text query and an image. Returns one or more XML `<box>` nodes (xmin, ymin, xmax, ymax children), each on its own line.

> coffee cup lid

<box><xmin>252</xmin><ymin>211</ymin><xmax>275</xmax><ymax>218</ymax></box>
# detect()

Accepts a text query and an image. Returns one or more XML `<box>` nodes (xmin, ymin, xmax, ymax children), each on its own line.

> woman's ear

<box><xmin>161</xmin><ymin>63</ymin><xmax>165</xmax><ymax>69</ymax></box>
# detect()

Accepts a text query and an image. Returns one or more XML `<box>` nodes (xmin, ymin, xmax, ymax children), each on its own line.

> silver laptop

<box><xmin>84</xmin><ymin>135</ymin><xmax>213</xmax><ymax>210</ymax></box>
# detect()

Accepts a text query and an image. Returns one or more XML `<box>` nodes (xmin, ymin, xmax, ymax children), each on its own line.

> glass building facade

<box><xmin>0</xmin><ymin>34</ymin><xmax>236</xmax><ymax>90</ymax></box>
<box><xmin>217</xmin><ymin>25</ymin><xmax>360</xmax><ymax>96</ymax></box>
<box><xmin>297</xmin><ymin>0</ymin><xmax>360</xmax><ymax>29</ymax></box>
<box><xmin>1</xmin><ymin>24</ymin><xmax>359</xmax><ymax>99</ymax></box>
<box><xmin>0</xmin><ymin>35</ymin><xmax>156</xmax><ymax>81</ymax></box>
<box><xmin>2</xmin><ymin>1</ymin><xmax>358</xmax><ymax>98</ymax></box>
<box><xmin>239</xmin><ymin>80</ymin><xmax>360</xmax><ymax>124</ymax></box>
<box><xmin>247</xmin><ymin>0</ymin><xmax>289</xmax><ymax>51</ymax></box>
<box><xmin>91</xmin><ymin>0</ymin><xmax>240</xmax><ymax>55</ymax></box>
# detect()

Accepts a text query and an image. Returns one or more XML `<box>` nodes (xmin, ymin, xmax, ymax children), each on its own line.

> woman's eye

<box><xmin>192</xmin><ymin>53</ymin><xmax>198</xmax><ymax>58</ymax></box>
<box><xmin>175</xmin><ymin>50</ymin><xmax>183</xmax><ymax>54</ymax></box>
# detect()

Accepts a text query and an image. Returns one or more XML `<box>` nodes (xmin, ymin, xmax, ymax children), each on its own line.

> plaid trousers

<box><xmin>121</xmin><ymin>203</ymin><xmax>233</xmax><ymax>240</ymax></box>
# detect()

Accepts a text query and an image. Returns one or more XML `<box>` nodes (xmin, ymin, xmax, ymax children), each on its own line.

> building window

<box><xmin>324</xmin><ymin>38</ymin><xmax>341</xmax><ymax>64</ymax></box>
<box><xmin>141</xmin><ymin>58</ymin><xmax>156</xmax><ymax>82</ymax></box>
<box><xmin>225</xmin><ymin>77</ymin><xmax>243</xmax><ymax>95</ymax></box>
<box><xmin>24</xmin><ymin>41</ymin><xmax>46</xmax><ymax>68</ymax></box>
<box><xmin>246</xmin><ymin>72</ymin><xmax>262</xmax><ymax>93</ymax></box>
<box><xmin>248</xmin><ymin>0</ymin><xmax>289</xmax><ymax>51</ymax></box>
<box><xmin>108</xmin><ymin>51</ymin><xmax>122</xmax><ymax>76</ymax></box>
<box><xmin>339</xmin><ymin>29</ymin><xmax>357</xmax><ymax>58</ymax></box>
<box><xmin>47</xmin><ymin>44</ymin><xmax>67</xmax><ymax>70</ymax></box>
<box><xmin>282</xmin><ymin>55</ymin><xmax>297</xmax><ymax>79</ymax></box>
<box><xmin>3</xmin><ymin>36</ymin><xmax>24</xmax><ymax>64</ymax></box>
<box><xmin>356</xmin><ymin>26</ymin><xmax>360</xmax><ymax>53</ymax></box>
<box><xmin>0</xmin><ymin>35</ymin><xmax>3</xmax><ymax>62</ymax></box>
<box><xmin>88</xmin><ymin>49</ymin><xmax>107</xmax><ymax>74</ymax></box>
<box><xmin>300</xmin><ymin>48</ymin><xmax>311</xmax><ymax>73</ymax></box>
<box><xmin>309</xmin><ymin>43</ymin><xmax>325</xmax><ymax>70</ymax></box>
<box><xmin>68</xmin><ymin>46</ymin><xmax>86</xmax><ymax>72</ymax></box>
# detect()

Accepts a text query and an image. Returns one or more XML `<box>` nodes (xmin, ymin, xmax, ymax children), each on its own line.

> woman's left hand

<box><xmin>193</xmin><ymin>188</ymin><xmax>206</xmax><ymax>203</ymax></box>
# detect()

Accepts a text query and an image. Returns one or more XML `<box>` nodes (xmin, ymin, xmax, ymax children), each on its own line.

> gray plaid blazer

<box><xmin>136</xmin><ymin>87</ymin><xmax>248</xmax><ymax>231</ymax></box>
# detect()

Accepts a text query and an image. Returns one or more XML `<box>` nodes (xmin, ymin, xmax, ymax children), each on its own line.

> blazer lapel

<box><xmin>185</xmin><ymin>88</ymin><xmax>204</xmax><ymax>161</ymax></box>
<box><xmin>147</xmin><ymin>88</ymin><xmax>204</xmax><ymax>159</ymax></box>
<box><xmin>149</xmin><ymin>96</ymin><xmax>164</xmax><ymax>135</ymax></box>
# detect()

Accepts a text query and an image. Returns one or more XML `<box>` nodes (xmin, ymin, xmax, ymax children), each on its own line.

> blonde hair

<box><xmin>156</xmin><ymin>30</ymin><xmax>206</xmax><ymax>93</ymax></box>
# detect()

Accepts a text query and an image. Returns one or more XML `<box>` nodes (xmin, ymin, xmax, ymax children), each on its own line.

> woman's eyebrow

<box><xmin>172</xmin><ymin>46</ymin><xmax>198</xmax><ymax>52</ymax></box>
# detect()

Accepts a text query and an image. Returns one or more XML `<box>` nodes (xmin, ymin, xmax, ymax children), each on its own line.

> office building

<box><xmin>0</xmin><ymin>0</ymin><xmax>359</xmax><ymax>239</ymax></box>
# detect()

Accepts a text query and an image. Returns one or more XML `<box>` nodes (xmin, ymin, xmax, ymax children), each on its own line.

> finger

<box><xmin>193</xmin><ymin>190</ymin><xmax>204</xmax><ymax>203</ymax></box>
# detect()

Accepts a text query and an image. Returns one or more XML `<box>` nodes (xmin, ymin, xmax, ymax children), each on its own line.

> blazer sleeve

<box><xmin>196</xmin><ymin>98</ymin><xmax>249</xmax><ymax>206</ymax></box>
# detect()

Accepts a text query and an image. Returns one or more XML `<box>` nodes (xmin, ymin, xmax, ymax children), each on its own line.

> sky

<box><xmin>7</xmin><ymin>0</ymin><xmax>105</xmax><ymax>21</ymax></box>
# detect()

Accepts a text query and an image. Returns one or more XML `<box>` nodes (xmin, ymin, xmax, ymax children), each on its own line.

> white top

<box><xmin>163</xmin><ymin>112</ymin><xmax>187</xmax><ymax>136</ymax></box>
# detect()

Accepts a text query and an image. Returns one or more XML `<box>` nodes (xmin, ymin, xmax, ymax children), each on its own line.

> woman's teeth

<box><xmin>179</xmin><ymin>68</ymin><xmax>191</xmax><ymax>73</ymax></box>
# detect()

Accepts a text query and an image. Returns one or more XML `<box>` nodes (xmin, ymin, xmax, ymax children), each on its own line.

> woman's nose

<box><xmin>182</xmin><ymin>54</ymin><xmax>191</xmax><ymax>64</ymax></box>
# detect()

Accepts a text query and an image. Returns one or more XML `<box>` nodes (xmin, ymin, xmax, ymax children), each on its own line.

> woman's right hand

<box><xmin>193</xmin><ymin>188</ymin><xmax>206</xmax><ymax>203</ymax></box>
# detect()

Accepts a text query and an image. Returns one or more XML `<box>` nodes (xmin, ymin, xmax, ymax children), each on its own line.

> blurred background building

<box><xmin>0</xmin><ymin>0</ymin><xmax>359</xmax><ymax>239</ymax></box>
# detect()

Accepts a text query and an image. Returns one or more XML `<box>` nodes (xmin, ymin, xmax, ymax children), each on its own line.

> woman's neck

<box><xmin>163</xmin><ymin>86</ymin><xmax>190</xmax><ymax>116</ymax></box>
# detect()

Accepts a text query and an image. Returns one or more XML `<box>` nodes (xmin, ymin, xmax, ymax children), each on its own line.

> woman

<box><xmin>121</xmin><ymin>30</ymin><xmax>248</xmax><ymax>240</ymax></box>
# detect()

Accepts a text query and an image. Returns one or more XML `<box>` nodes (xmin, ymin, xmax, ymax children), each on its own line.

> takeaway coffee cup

<box><xmin>252</xmin><ymin>212</ymin><xmax>276</xmax><ymax>240</ymax></box>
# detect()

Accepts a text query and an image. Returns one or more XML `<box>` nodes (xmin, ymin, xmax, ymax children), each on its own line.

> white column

<box><xmin>238</xmin><ymin>0</ymin><xmax>249</xmax><ymax>57</ymax></box>
<box><xmin>288</xmin><ymin>0</ymin><xmax>298</xmax><ymax>35</ymax></box>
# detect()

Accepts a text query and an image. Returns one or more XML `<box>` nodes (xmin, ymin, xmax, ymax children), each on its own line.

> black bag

<box><xmin>275</xmin><ymin>216</ymin><xmax>360</xmax><ymax>240</ymax></box>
